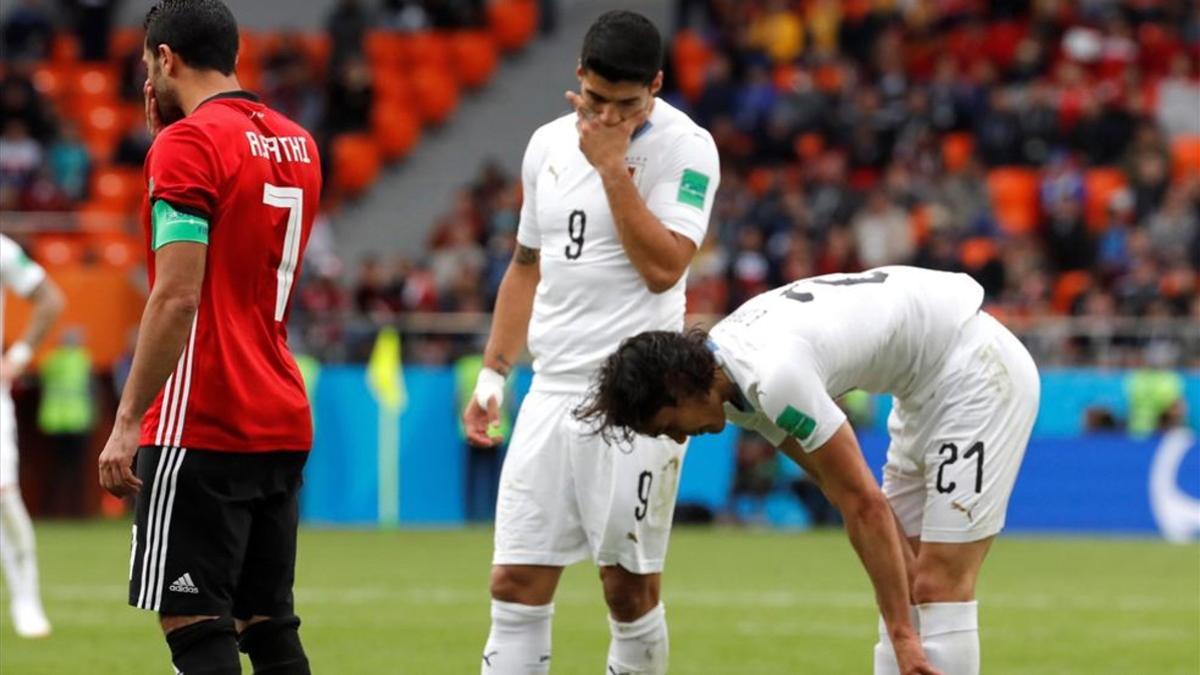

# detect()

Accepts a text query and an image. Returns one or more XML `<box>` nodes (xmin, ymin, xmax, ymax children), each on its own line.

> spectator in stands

<box><xmin>0</xmin><ymin>120</ymin><xmax>42</xmax><ymax>192</ymax></box>
<box><xmin>65</xmin><ymin>0</ymin><xmax>117</xmax><ymax>62</ymax></box>
<box><xmin>0</xmin><ymin>68</ymin><xmax>53</xmax><ymax>142</ymax></box>
<box><xmin>852</xmin><ymin>189</ymin><xmax>913</xmax><ymax>268</ymax></box>
<box><xmin>379</xmin><ymin>0</ymin><xmax>431</xmax><ymax>31</ymax></box>
<box><xmin>263</xmin><ymin>33</ymin><xmax>325</xmax><ymax>133</ymax></box>
<box><xmin>2</xmin><ymin>0</ymin><xmax>53</xmax><ymax>61</ymax></box>
<box><xmin>327</xmin><ymin>0</ymin><xmax>368</xmax><ymax>70</ymax></box>
<box><xmin>354</xmin><ymin>255</ymin><xmax>401</xmax><ymax>323</ymax></box>
<box><xmin>47</xmin><ymin>121</ymin><xmax>90</xmax><ymax>202</ymax></box>
<box><xmin>976</xmin><ymin>88</ymin><xmax>1023</xmax><ymax>166</ymax></box>
<box><xmin>1156</xmin><ymin>53</ymin><xmax>1200</xmax><ymax>138</ymax></box>
<box><xmin>323</xmin><ymin>56</ymin><xmax>373</xmax><ymax>135</ymax></box>
<box><xmin>113</xmin><ymin>123</ymin><xmax>152</xmax><ymax>167</ymax></box>
<box><xmin>1146</xmin><ymin>185</ymin><xmax>1200</xmax><ymax>263</ymax></box>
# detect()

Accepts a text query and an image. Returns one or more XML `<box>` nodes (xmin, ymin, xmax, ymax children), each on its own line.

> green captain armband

<box><xmin>151</xmin><ymin>200</ymin><xmax>210</xmax><ymax>250</ymax></box>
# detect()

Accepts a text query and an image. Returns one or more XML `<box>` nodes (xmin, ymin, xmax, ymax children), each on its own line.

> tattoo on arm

<box><xmin>514</xmin><ymin>245</ymin><xmax>540</xmax><ymax>266</ymax></box>
<box><xmin>493</xmin><ymin>355</ymin><xmax>512</xmax><ymax>376</ymax></box>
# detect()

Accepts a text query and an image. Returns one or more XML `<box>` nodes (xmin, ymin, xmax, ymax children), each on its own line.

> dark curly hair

<box><xmin>574</xmin><ymin>328</ymin><xmax>717</xmax><ymax>444</ymax></box>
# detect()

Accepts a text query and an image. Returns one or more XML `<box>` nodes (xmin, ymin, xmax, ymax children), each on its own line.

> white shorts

<box><xmin>493</xmin><ymin>390</ymin><xmax>687</xmax><ymax>574</ymax></box>
<box><xmin>882</xmin><ymin>312</ymin><xmax>1039</xmax><ymax>544</ymax></box>
<box><xmin>1</xmin><ymin>388</ymin><xmax>18</xmax><ymax>490</ymax></box>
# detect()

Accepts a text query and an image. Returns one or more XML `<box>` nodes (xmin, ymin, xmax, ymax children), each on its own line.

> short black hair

<box><xmin>144</xmin><ymin>0</ymin><xmax>239</xmax><ymax>75</ymax></box>
<box><xmin>580</xmin><ymin>10</ymin><xmax>662</xmax><ymax>86</ymax></box>
<box><xmin>574</xmin><ymin>329</ymin><xmax>716</xmax><ymax>443</ymax></box>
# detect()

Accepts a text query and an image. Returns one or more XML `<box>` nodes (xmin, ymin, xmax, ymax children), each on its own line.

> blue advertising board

<box><xmin>300</xmin><ymin>367</ymin><xmax>1200</xmax><ymax>539</ymax></box>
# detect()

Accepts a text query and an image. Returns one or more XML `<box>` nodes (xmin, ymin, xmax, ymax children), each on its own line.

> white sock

<box><xmin>607</xmin><ymin>602</ymin><xmax>669</xmax><ymax>675</ymax></box>
<box><xmin>918</xmin><ymin>601</ymin><xmax>979</xmax><ymax>675</ymax></box>
<box><xmin>873</xmin><ymin>606</ymin><xmax>920</xmax><ymax>675</ymax></box>
<box><xmin>0</xmin><ymin>489</ymin><xmax>41</xmax><ymax>607</ymax></box>
<box><xmin>481</xmin><ymin>600</ymin><xmax>553</xmax><ymax>674</ymax></box>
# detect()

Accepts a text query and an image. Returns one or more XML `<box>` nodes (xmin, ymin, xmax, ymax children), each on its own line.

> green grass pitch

<box><xmin>1</xmin><ymin>521</ymin><xmax>1197</xmax><ymax>673</ymax></box>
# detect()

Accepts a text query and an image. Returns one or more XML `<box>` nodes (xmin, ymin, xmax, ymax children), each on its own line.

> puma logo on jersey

<box><xmin>482</xmin><ymin>651</ymin><xmax>499</xmax><ymax>666</ymax></box>
<box><xmin>951</xmin><ymin>501</ymin><xmax>975</xmax><ymax>522</ymax></box>
<box><xmin>547</xmin><ymin>164</ymin><xmax>563</xmax><ymax>182</ymax></box>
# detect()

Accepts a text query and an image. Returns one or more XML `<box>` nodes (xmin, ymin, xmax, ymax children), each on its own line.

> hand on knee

<box><xmin>237</xmin><ymin>615</ymin><xmax>309</xmax><ymax>675</ymax></box>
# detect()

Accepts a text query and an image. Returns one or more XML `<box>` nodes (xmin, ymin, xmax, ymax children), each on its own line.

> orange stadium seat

<box><xmin>111</xmin><ymin>27</ymin><xmax>144</xmax><ymax>57</ymax></box>
<box><xmin>986</xmin><ymin>167</ymin><xmax>1040</xmax><ymax>234</ymax></box>
<box><xmin>672</xmin><ymin>30</ymin><xmax>711</xmax><ymax>102</ymax></box>
<box><xmin>90</xmin><ymin>167</ymin><xmax>145</xmax><ymax>213</ymax></box>
<box><xmin>299</xmin><ymin>33</ymin><xmax>332</xmax><ymax>75</ymax></box>
<box><xmin>411</xmin><ymin>65</ymin><xmax>459</xmax><ymax>125</ymax></box>
<box><xmin>73</xmin><ymin>65</ymin><xmax>117</xmax><ymax>100</ymax></box>
<box><xmin>450</xmin><ymin>31</ymin><xmax>498</xmax><ymax>89</ymax></box>
<box><xmin>373</xmin><ymin>69</ymin><xmax>415</xmax><ymax>103</ymax></box>
<box><xmin>80</xmin><ymin>102</ymin><xmax>126</xmax><ymax>159</ymax></box>
<box><xmin>331</xmin><ymin>133</ymin><xmax>381</xmax><ymax>197</ymax></box>
<box><xmin>488</xmin><ymin>0</ymin><xmax>538</xmax><ymax>53</ymax></box>
<box><xmin>960</xmin><ymin>237</ymin><xmax>998</xmax><ymax>270</ymax></box>
<box><xmin>365</xmin><ymin>31</ymin><xmax>407</xmax><ymax>68</ymax></box>
<box><xmin>942</xmin><ymin>132</ymin><xmax>975</xmax><ymax>172</ymax></box>
<box><xmin>32</xmin><ymin>235</ymin><xmax>82</xmax><ymax>266</ymax></box>
<box><xmin>238</xmin><ymin>31</ymin><xmax>264</xmax><ymax>69</ymax></box>
<box><xmin>1083</xmin><ymin>167</ymin><xmax>1127</xmax><ymax>231</ymax></box>
<box><xmin>404</xmin><ymin>32</ymin><xmax>452</xmax><ymax>72</ymax></box>
<box><xmin>51</xmin><ymin>34</ymin><xmax>79</xmax><ymax>63</ymax></box>
<box><xmin>31</xmin><ymin>64</ymin><xmax>68</xmax><ymax>102</ymax></box>
<box><xmin>1052</xmin><ymin>270</ymin><xmax>1093</xmax><ymax>313</ymax></box>
<box><xmin>1171</xmin><ymin>135</ymin><xmax>1200</xmax><ymax>180</ymax></box>
<box><xmin>372</xmin><ymin>100</ymin><xmax>421</xmax><ymax>161</ymax></box>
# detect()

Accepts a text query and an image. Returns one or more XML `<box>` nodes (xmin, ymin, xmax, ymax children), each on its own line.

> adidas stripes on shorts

<box><xmin>128</xmin><ymin>446</ymin><xmax>307</xmax><ymax>618</ymax></box>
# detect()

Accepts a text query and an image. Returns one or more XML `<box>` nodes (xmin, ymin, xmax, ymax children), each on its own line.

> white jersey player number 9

<box><xmin>262</xmin><ymin>183</ymin><xmax>304</xmax><ymax>322</ymax></box>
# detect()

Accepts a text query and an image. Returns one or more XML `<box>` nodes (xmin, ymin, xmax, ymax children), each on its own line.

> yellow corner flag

<box><xmin>367</xmin><ymin>326</ymin><xmax>407</xmax><ymax>412</ymax></box>
<box><xmin>367</xmin><ymin>326</ymin><xmax>406</xmax><ymax>527</ymax></box>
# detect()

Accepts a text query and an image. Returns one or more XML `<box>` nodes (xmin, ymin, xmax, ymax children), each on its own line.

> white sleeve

<box><xmin>645</xmin><ymin>129</ymin><xmax>720</xmax><ymax>247</ymax></box>
<box><xmin>0</xmin><ymin>236</ymin><xmax>46</xmax><ymax>299</ymax></box>
<box><xmin>515</xmin><ymin>129</ymin><xmax>546</xmax><ymax>250</ymax></box>
<box><xmin>753</xmin><ymin>346</ymin><xmax>847</xmax><ymax>452</ymax></box>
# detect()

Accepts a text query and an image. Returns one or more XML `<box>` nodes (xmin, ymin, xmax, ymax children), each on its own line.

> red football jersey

<box><xmin>139</xmin><ymin>92</ymin><xmax>321</xmax><ymax>452</ymax></box>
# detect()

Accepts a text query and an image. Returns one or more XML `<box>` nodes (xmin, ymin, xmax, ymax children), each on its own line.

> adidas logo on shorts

<box><xmin>168</xmin><ymin>573</ymin><xmax>200</xmax><ymax>594</ymax></box>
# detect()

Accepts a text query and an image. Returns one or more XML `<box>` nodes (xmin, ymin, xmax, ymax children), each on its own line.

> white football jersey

<box><xmin>0</xmin><ymin>234</ymin><xmax>47</xmax><ymax>353</ymax></box>
<box><xmin>708</xmin><ymin>266</ymin><xmax>985</xmax><ymax>451</ymax></box>
<box><xmin>518</xmin><ymin>98</ymin><xmax>720</xmax><ymax>392</ymax></box>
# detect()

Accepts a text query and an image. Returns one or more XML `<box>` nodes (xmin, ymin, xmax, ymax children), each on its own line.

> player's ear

<box><xmin>649</xmin><ymin>71</ymin><xmax>663</xmax><ymax>96</ymax></box>
<box><xmin>157</xmin><ymin>44</ymin><xmax>174</xmax><ymax>76</ymax></box>
<box><xmin>575</xmin><ymin>63</ymin><xmax>586</xmax><ymax>83</ymax></box>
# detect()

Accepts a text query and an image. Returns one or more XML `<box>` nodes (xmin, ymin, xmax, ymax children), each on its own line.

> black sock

<box><xmin>165</xmin><ymin>617</ymin><xmax>241</xmax><ymax>674</ymax></box>
<box><xmin>238</xmin><ymin>615</ymin><xmax>310</xmax><ymax>674</ymax></box>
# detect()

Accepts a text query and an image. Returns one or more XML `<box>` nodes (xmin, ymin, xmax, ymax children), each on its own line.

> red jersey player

<box><xmin>97</xmin><ymin>2</ymin><xmax>320</xmax><ymax>673</ymax></box>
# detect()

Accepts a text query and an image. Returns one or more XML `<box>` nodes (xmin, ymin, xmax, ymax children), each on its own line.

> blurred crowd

<box><xmin>4</xmin><ymin>0</ymin><xmax>1198</xmax><ymax>370</ymax></box>
<box><xmin>0</xmin><ymin>0</ymin><xmax>490</xmax><ymax>212</ymax></box>
<box><xmin>666</xmin><ymin>0</ymin><xmax>1199</xmax><ymax>324</ymax></box>
<box><xmin>297</xmin><ymin>0</ymin><xmax>1199</xmax><ymax>368</ymax></box>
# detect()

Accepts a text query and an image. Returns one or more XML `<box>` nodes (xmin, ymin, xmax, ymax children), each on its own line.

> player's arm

<box><xmin>596</xmin><ymin>162</ymin><xmax>695</xmax><ymax>293</ymax></box>
<box><xmin>780</xmin><ymin>426</ymin><xmax>936</xmax><ymax>674</ymax></box>
<box><xmin>1</xmin><ymin>279</ymin><xmax>65</xmax><ymax>382</ymax></box>
<box><xmin>568</xmin><ymin>93</ymin><xmax>717</xmax><ymax>293</ymax></box>
<box><xmin>99</xmin><ymin>207</ymin><xmax>208</xmax><ymax>496</ymax></box>
<box><xmin>464</xmin><ymin>128</ymin><xmax>545</xmax><ymax>447</ymax></box>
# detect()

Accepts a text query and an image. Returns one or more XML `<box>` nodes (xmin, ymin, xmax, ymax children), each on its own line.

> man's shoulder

<box><xmin>528</xmin><ymin>112</ymin><xmax>576</xmax><ymax>147</ymax></box>
<box><xmin>648</xmin><ymin>99</ymin><xmax>715</xmax><ymax>148</ymax></box>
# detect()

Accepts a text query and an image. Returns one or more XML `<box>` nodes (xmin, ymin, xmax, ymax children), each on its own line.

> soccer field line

<box><xmin>36</xmin><ymin>584</ymin><xmax>1199</xmax><ymax>613</ymax></box>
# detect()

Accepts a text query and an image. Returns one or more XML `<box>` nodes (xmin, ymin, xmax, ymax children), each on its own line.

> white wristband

<box><xmin>473</xmin><ymin>367</ymin><xmax>507</xmax><ymax>410</ymax></box>
<box><xmin>5</xmin><ymin>342</ymin><xmax>32</xmax><ymax>370</ymax></box>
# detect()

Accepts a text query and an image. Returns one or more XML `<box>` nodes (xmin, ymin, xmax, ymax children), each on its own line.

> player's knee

<box><xmin>911</xmin><ymin>567</ymin><xmax>973</xmax><ymax>604</ymax></box>
<box><xmin>238</xmin><ymin>614</ymin><xmax>309</xmax><ymax>674</ymax></box>
<box><xmin>489</xmin><ymin>566</ymin><xmax>555</xmax><ymax>605</ymax></box>
<box><xmin>163</xmin><ymin>616</ymin><xmax>240</xmax><ymax>674</ymax></box>
<box><xmin>600</xmin><ymin>567</ymin><xmax>659</xmax><ymax>622</ymax></box>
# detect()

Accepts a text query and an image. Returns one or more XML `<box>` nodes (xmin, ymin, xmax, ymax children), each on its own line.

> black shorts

<box><xmin>127</xmin><ymin>446</ymin><xmax>308</xmax><ymax>619</ymax></box>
